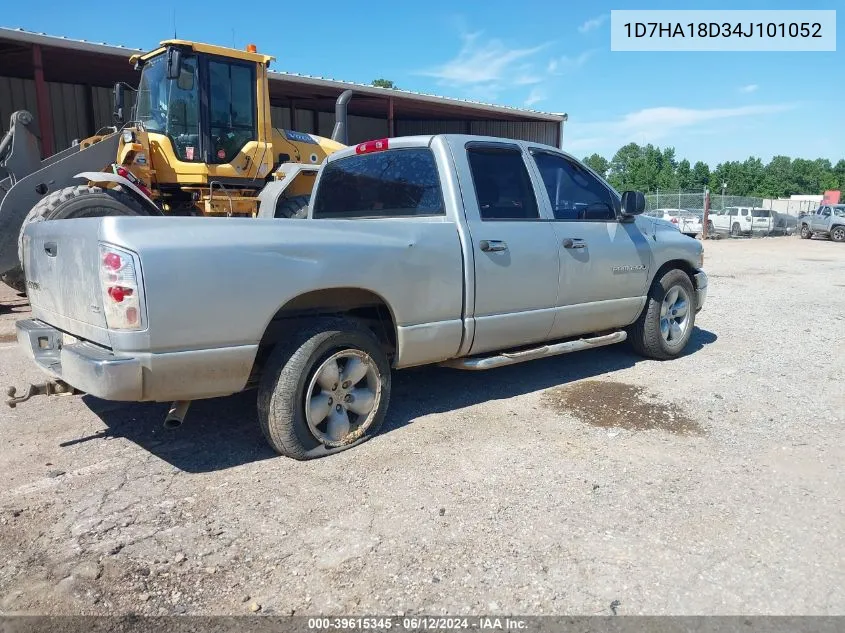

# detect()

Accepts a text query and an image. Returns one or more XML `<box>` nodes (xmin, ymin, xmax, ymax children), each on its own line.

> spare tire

<box><xmin>18</xmin><ymin>185</ymin><xmax>148</xmax><ymax>268</ymax></box>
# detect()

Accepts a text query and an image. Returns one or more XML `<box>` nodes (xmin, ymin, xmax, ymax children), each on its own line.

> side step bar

<box><xmin>440</xmin><ymin>331</ymin><xmax>627</xmax><ymax>371</ymax></box>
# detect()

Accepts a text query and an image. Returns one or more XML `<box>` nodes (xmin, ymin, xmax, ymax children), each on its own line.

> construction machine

<box><xmin>0</xmin><ymin>40</ymin><xmax>354</xmax><ymax>292</ymax></box>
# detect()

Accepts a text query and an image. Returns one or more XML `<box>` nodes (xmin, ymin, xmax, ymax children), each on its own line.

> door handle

<box><xmin>480</xmin><ymin>240</ymin><xmax>508</xmax><ymax>252</ymax></box>
<box><xmin>562</xmin><ymin>238</ymin><xmax>586</xmax><ymax>249</ymax></box>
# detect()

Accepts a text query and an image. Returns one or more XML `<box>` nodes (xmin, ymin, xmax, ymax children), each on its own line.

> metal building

<box><xmin>0</xmin><ymin>28</ymin><xmax>567</xmax><ymax>158</ymax></box>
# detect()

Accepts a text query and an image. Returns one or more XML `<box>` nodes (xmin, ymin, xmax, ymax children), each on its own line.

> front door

<box><xmin>459</xmin><ymin>143</ymin><xmax>560</xmax><ymax>355</ymax></box>
<box><xmin>527</xmin><ymin>149</ymin><xmax>651</xmax><ymax>339</ymax></box>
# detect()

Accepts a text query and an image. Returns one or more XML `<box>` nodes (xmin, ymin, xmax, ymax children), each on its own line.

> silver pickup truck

<box><xmin>13</xmin><ymin>134</ymin><xmax>707</xmax><ymax>459</ymax></box>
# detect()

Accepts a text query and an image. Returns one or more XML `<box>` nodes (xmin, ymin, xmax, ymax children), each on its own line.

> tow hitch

<box><xmin>6</xmin><ymin>380</ymin><xmax>80</xmax><ymax>408</ymax></box>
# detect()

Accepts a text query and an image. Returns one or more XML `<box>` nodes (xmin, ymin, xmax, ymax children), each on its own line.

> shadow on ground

<box><xmin>77</xmin><ymin>327</ymin><xmax>717</xmax><ymax>473</ymax></box>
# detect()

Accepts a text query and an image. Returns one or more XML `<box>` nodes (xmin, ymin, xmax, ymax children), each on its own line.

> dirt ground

<box><xmin>0</xmin><ymin>236</ymin><xmax>842</xmax><ymax>616</ymax></box>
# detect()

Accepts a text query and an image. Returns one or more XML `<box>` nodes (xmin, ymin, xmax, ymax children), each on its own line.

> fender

<box><xmin>74</xmin><ymin>171</ymin><xmax>163</xmax><ymax>216</ymax></box>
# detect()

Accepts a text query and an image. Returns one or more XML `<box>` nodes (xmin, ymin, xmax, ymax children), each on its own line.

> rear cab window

<box><xmin>312</xmin><ymin>148</ymin><xmax>444</xmax><ymax>219</ymax></box>
<box><xmin>465</xmin><ymin>145</ymin><xmax>539</xmax><ymax>221</ymax></box>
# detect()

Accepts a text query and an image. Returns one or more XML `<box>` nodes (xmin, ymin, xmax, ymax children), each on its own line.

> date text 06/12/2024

<box><xmin>610</xmin><ymin>10</ymin><xmax>836</xmax><ymax>51</ymax></box>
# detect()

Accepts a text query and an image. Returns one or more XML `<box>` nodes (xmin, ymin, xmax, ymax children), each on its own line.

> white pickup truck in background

<box><xmin>14</xmin><ymin>135</ymin><xmax>708</xmax><ymax>459</ymax></box>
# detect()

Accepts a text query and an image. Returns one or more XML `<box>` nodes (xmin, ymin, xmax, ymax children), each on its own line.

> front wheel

<box><xmin>628</xmin><ymin>269</ymin><xmax>696</xmax><ymax>360</ymax></box>
<box><xmin>800</xmin><ymin>224</ymin><xmax>812</xmax><ymax>239</ymax></box>
<box><xmin>831</xmin><ymin>226</ymin><xmax>845</xmax><ymax>243</ymax></box>
<box><xmin>257</xmin><ymin>317</ymin><xmax>391</xmax><ymax>460</ymax></box>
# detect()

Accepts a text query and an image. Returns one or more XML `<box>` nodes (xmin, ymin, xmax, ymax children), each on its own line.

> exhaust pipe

<box><xmin>330</xmin><ymin>90</ymin><xmax>353</xmax><ymax>145</ymax></box>
<box><xmin>164</xmin><ymin>400</ymin><xmax>191</xmax><ymax>429</ymax></box>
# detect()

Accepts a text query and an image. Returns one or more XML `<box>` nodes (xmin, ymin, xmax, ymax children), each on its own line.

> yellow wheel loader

<box><xmin>0</xmin><ymin>40</ymin><xmax>353</xmax><ymax>292</ymax></box>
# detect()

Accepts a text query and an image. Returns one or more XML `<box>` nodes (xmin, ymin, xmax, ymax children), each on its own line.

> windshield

<box><xmin>136</xmin><ymin>52</ymin><xmax>200</xmax><ymax>162</ymax></box>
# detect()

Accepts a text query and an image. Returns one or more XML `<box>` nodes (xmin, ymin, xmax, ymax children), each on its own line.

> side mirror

<box><xmin>166</xmin><ymin>48</ymin><xmax>183</xmax><ymax>80</ymax></box>
<box><xmin>113</xmin><ymin>82</ymin><xmax>125</xmax><ymax>124</ymax></box>
<box><xmin>621</xmin><ymin>190</ymin><xmax>645</xmax><ymax>216</ymax></box>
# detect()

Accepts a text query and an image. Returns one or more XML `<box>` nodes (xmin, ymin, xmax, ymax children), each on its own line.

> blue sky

<box><xmin>6</xmin><ymin>0</ymin><xmax>843</xmax><ymax>165</ymax></box>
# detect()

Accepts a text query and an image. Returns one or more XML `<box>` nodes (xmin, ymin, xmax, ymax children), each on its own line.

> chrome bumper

<box><xmin>17</xmin><ymin>319</ymin><xmax>142</xmax><ymax>400</ymax></box>
<box><xmin>693</xmin><ymin>270</ymin><xmax>708</xmax><ymax>312</ymax></box>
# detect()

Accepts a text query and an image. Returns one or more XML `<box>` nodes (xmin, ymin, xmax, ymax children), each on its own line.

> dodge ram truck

<box><xmin>12</xmin><ymin>134</ymin><xmax>708</xmax><ymax>459</ymax></box>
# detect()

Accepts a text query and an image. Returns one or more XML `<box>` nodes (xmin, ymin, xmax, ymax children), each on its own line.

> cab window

<box><xmin>466</xmin><ymin>146</ymin><xmax>539</xmax><ymax>221</ymax></box>
<box><xmin>529</xmin><ymin>150</ymin><xmax>617</xmax><ymax>221</ymax></box>
<box><xmin>208</xmin><ymin>60</ymin><xmax>256</xmax><ymax>163</ymax></box>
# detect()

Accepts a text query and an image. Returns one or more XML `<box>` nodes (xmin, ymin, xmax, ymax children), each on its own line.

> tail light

<box><xmin>670</xmin><ymin>217</ymin><xmax>679</xmax><ymax>224</ymax></box>
<box><xmin>99</xmin><ymin>244</ymin><xmax>143</xmax><ymax>330</ymax></box>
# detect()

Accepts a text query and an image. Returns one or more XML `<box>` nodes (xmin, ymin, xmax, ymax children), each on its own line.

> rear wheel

<box><xmin>800</xmin><ymin>224</ymin><xmax>812</xmax><ymax>239</ymax></box>
<box><xmin>18</xmin><ymin>185</ymin><xmax>148</xmax><ymax>267</ymax></box>
<box><xmin>257</xmin><ymin>317</ymin><xmax>391</xmax><ymax>460</ymax></box>
<box><xmin>831</xmin><ymin>226</ymin><xmax>845</xmax><ymax>243</ymax></box>
<box><xmin>274</xmin><ymin>194</ymin><xmax>310</xmax><ymax>219</ymax></box>
<box><xmin>731</xmin><ymin>223</ymin><xmax>741</xmax><ymax>237</ymax></box>
<box><xmin>628</xmin><ymin>269</ymin><xmax>696</xmax><ymax>360</ymax></box>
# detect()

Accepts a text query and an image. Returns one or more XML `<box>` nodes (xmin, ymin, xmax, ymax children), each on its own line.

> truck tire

<box><xmin>1</xmin><ymin>266</ymin><xmax>25</xmax><ymax>293</ymax></box>
<box><xmin>831</xmin><ymin>226</ymin><xmax>845</xmax><ymax>242</ymax></box>
<box><xmin>274</xmin><ymin>194</ymin><xmax>310</xmax><ymax>219</ymax></box>
<box><xmin>800</xmin><ymin>224</ymin><xmax>812</xmax><ymax>239</ymax></box>
<box><xmin>628</xmin><ymin>269</ymin><xmax>696</xmax><ymax>361</ymax></box>
<box><xmin>731</xmin><ymin>223</ymin><xmax>741</xmax><ymax>237</ymax></box>
<box><xmin>17</xmin><ymin>185</ymin><xmax>147</xmax><ymax>268</ymax></box>
<box><xmin>257</xmin><ymin>317</ymin><xmax>391</xmax><ymax>460</ymax></box>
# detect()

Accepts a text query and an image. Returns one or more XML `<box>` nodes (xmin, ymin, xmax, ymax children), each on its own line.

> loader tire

<box><xmin>18</xmin><ymin>185</ymin><xmax>147</xmax><ymax>269</ymax></box>
<box><xmin>274</xmin><ymin>194</ymin><xmax>310</xmax><ymax>219</ymax></box>
<box><xmin>1</xmin><ymin>266</ymin><xmax>25</xmax><ymax>293</ymax></box>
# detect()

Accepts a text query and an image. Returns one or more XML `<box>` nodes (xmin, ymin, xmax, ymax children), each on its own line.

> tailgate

<box><xmin>23</xmin><ymin>218</ymin><xmax>111</xmax><ymax>346</ymax></box>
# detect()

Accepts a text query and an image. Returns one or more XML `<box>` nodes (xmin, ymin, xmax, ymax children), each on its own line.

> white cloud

<box><xmin>524</xmin><ymin>87</ymin><xmax>546</xmax><ymax>107</ymax></box>
<box><xmin>739</xmin><ymin>84</ymin><xmax>759</xmax><ymax>93</ymax></box>
<box><xmin>548</xmin><ymin>50</ymin><xmax>595</xmax><ymax>74</ymax></box>
<box><xmin>419</xmin><ymin>32</ymin><xmax>548</xmax><ymax>87</ymax></box>
<box><xmin>578</xmin><ymin>14</ymin><xmax>609</xmax><ymax>34</ymax></box>
<box><xmin>566</xmin><ymin>103</ymin><xmax>795</xmax><ymax>152</ymax></box>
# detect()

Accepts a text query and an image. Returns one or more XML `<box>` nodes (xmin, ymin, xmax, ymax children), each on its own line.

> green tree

<box><xmin>583</xmin><ymin>153</ymin><xmax>610</xmax><ymax>179</ymax></box>
<box><xmin>371</xmin><ymin>78</ymin><xmax>397</xmax><ymax>89</ymax></box>
<box><xmin>692</xmin><ymin>161</ymin><xmax>710</xmax><ymax>189</ymax></box>
<box><xmin>676</xmin><ymin>159</ymin><xmax>692</xmax><ymax>190</ymax></box>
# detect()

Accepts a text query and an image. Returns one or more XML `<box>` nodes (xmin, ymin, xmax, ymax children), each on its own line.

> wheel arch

<box><xmin>255</xmin><ymin>287</ymin><xmax>399</xmax><ymax>370</ymax></box>
<box><xmin>650</xmin><ymin>259</ymin><xmax>698</xmax><ymax>290</ymax></box>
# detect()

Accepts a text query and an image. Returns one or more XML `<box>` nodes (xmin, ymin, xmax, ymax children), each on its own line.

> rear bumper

<box><xmin>16</xmin><ymin>319</ymin><xmax>257</xmax><ymax>402</ymax></box>
<box><xmin>693</xmin><ymin>271</ymin><xmax>708</xmax><ymax>312</ymax></box>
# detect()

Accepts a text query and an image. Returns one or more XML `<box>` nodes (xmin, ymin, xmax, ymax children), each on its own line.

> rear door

<box><xmin>458</xmin><ymin>142</ymin><xmax>560</xmax><ymax>355</ymax></box>
<box><xmin>527</xmin><ymin>149</ymin><xmax>651</xmax><ymax>338</ymax></box>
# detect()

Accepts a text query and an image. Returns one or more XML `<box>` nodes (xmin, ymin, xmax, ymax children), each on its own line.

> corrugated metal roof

<box><xmin>0</xmin><ymin>27</ymin><xmax>566</xmax><ymax>123</ymax></box>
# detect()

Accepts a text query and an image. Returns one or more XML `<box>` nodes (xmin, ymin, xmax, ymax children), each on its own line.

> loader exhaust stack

<box><xmin>331</xmin><ymin>90</ymin><xmax>353</xmax><ymax>145</ymax></box>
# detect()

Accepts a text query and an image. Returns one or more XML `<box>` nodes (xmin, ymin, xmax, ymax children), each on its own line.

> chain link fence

<box><xmin>643</xmin><ymin>189</ymin><xmax>810</xmax><ymax>238</ymax></box>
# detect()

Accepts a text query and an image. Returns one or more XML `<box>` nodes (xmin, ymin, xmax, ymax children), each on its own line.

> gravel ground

<box><xmin>0</xmin><ymin>236</ymin><xmax>842</xmax><ymax>616</ymax></box>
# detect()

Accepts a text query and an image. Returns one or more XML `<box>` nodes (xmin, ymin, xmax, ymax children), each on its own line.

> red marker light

<box><xmin>355</xmin><ymin>138</ymin><xmax>389</xmax><ymax>155</ymax></box>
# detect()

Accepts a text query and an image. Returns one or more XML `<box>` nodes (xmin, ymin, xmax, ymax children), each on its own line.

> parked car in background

<box><xmin>644</xmin><ymin>208</ymin><xmax>702</xmax><ymax>238</ymax></box>
<box><xmin>799</xmin><ymin>204</ymin><xmax>845</xmax><ymax>242</ymax></box>
<box><xmin>749</xmin><ymin>208</ymin><xmax>775</xmax><ymax>234</ymax></box>
<box><xmin>709</xmin><ymin>206</ymin><xmax>753</xmax><ymax>237</ymax></box>
<box><xmin>772</xmin><ymin>211</ymin><xmax>798</xmax><ymax>235</ymax></box>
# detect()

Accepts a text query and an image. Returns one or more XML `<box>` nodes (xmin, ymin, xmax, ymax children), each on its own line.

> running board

<box><xmin>440</xmin><ymin>331</ymin><xmax>627</xmax><ymax>371</ymax></box>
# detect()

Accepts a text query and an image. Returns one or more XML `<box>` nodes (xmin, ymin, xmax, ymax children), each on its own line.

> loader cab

<box><xmin>135</xmin><ymin>43</ymin><xmax>265</xmax><ymax>168</ymax></box>
<box><xmin>130</xmin><ymin>40</ymin><xmax>276</xmax><ymax>186</ymax></box>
